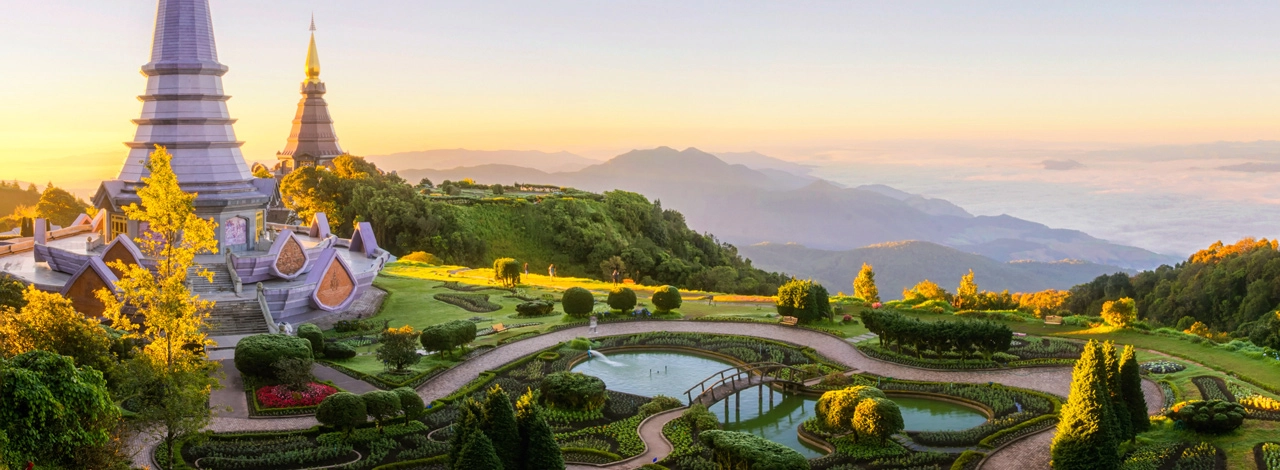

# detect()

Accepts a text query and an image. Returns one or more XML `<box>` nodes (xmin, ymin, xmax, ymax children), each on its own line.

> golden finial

<box><xmin>305</xmin><ymin>16</ymin><xmax>321</xmax><ymax>82</ymax></box>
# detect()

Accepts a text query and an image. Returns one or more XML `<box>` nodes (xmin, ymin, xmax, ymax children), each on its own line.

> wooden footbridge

<box><xmin>684</xmin><ymin>362</ymin><xmax>819</xmax><ymax>407</ymax></box>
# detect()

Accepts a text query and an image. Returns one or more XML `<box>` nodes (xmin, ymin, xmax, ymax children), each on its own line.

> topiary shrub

<box><xmin>493</xmin><ymin>257</ymin><xmax>521</xmax><ymax>288</ymax></box>
<box><xmin>324</xmin><ymin>342</ymin><xmax>357</xmax><ymax>360</ymax></box>
<box><xmin>698</xmin><ymin>430</ymin><xmax>808</xmax><ymax>470</ymax></box>
<box><xmin>316</xmin><ymin>392</ymin><xmax>366</xmax><ymax>433</ymax></box>
<box><xmin>234</xmin><ymin>334</ymin><xmax>312</xmax><ymax>379</ymax></box>
<box><xmin>607</xmin><ymin>287</ymin><xmax>638</xmax><ymax>311</ymax></box>
<box><xmin>516</xmin><ymin>300</ymin><xmax>555</xmax><ymax>317</ymax></box>
<box><xmin>393</xmin><ymin>387</ymin><xmax>425</xmax><ymax>422</ymax></box>
<box><xmin>852</xmin><ymin>396</ymin><xmax>904</xmax><ymax>443</ymax></box>
<box><xmin>297</xmin><ymin>323</ymin><xmax>323</xmax><ymax>356</ymax></box>
<box><xmin>815</xmin><ymin>385</ymin><xmax>887</xmax><ymax>433</ymax></box>
<box><xmin>1165</xmin><ymin>400</ymin><xmax>1246</xmax><ymax>434</ymax></box>
<box><xmin>540</xmin><ymin>371</ymin><xmax>607</xmax><ymax>411</ymax></box>
<box><xmin>638</xmin><ymin>395</ymin><xmax>683</xmax><ymax>417</ymax></box>
<box><xmin>651</xmin><ymin>286</ymin><xmax>682</xmax><ymax>313</ymax></box>
<box><xmin>362</xmin><ymin>390</ymin><xmax>402</xmax><ymax>428</ymax></box>
<box><xmin>561</xmin><ymin>287</ymin><xmax>596</xmax><ymax>317</ymax></box>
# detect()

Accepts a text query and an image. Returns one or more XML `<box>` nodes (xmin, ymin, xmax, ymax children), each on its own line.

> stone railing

<box><xmin>256</xmin><ymin>283</ymin><xmax>279</xmax><ymax>334</ymax></box>
<box><xmin>226</xmin><ymin>250</ymin><xmax>243</xmax><ymax>295</ymax></box>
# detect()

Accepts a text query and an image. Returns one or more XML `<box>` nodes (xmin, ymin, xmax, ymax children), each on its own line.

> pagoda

<box><xmin>93</xmin><ymin>0</ymin><xmax>273</xmax><ymax>253</ymax></box>
<box><xmin>274</xmin><ymin>18</ymin><xmax>347</xmax><ymax>176</ymax></box>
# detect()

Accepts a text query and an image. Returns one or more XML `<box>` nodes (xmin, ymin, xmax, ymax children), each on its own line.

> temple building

<box><xmin>92</xmin><ymin>0</ymin><xmax>274</xmax><ymax>253</ymax></box>
<box><xmin>272</xmin><ymin>18</ymin><xmax>348</xmax><ymax>176</ymax></box>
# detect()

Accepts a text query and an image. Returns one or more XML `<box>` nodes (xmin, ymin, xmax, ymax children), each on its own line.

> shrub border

<box><xmin>856</xmin><ymin>341</ymin><xmax>1076</xmax><ymax>371</ymax></box>
<box><xmin>316</xmin><ymin>361</ymin><xmax>446</xmax><ymax>390</ymax></box>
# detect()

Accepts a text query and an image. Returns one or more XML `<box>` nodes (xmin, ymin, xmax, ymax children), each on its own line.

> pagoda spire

<box><xmin>306</xmin><ymin>17</ymin><xmax>321</xmax><ymax>82</ymax></box>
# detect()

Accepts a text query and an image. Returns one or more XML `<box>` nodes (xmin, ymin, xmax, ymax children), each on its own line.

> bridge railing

<box><xmin>683</xmin><ymin>361</ymin><xmax>819</xmax><ymax>405</ymax></box>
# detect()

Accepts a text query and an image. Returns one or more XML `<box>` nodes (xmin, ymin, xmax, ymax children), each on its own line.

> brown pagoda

<box><xmin>274</xmin><ymin>18</ymin><xmax>347</xmax><ymax>176</ymax></box>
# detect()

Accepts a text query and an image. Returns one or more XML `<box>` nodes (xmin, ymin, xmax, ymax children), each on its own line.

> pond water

<box><xmin>570</xmin><ymin>350</ymin><xmax>988</xmax><ymax>457</ymax></box>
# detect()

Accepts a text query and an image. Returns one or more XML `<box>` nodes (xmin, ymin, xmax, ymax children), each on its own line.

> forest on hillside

<box><xmin>0</xmin><ymin>181</ymin><xmax>90</xmax><ymax>233</ymax></box>
<box><xmin>1067</xmin><ymin>238</ymin><xmax>1280</xmax><ymax>342</ymax></box>
<box><xmin>280</xmin><ymin>156</ymin><xmax>790</xmax><ymax>295</ymax></box>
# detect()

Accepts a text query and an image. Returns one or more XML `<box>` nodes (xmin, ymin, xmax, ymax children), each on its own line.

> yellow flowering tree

<box><xmin>97</xmin><ymin>146</ymin><xmax>221</xmax><ymax>469</ymax></box>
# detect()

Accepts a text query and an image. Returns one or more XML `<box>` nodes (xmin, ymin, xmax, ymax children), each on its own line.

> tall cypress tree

<box><xmin>455</xmin><ymin>428</ymin><xmax>503</xmax><ymax>470</ymax></box>
<box><xmin>482</xmin><ymin>385</ymin><xmax>521</xmax><ymax>470</ymax></box>
<box><xmin>1101</xmin><ymin>341</ymin><xmax>1131</xmax><ymax>442</ymax></box>
<box><xmin>1051</xmin><ymin>340</ymin><xmax>1121</xmax><ymax>470</ymax></box>
<box><xmin>449</xmin><ymin>398</ymin><xmax>483</xmax><ymax>468</ymax></box>
<box><xmin>516</xmin><ymin>388</ymin><xmax>564</xmax><ymax>470</ymax></box>
<box><xmin>1119</xmin><ymin>345</ymin><xmax>1150</xmax><ymax>437</ymax></box>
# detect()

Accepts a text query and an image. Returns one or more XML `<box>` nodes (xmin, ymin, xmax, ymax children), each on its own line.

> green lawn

<box><xmin>1132</xmin><ymin>418</ymin><xmax>1279</xmax><ymax>470</ymax></box>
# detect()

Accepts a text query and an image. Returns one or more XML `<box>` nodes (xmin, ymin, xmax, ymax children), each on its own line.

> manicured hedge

<box><xmin>977</xmin><ymin>414</ymin><xmax>1058</xmax><ymax>449</ymax></box>
<box><xmin>607</xmin><ymin>287</ymin><xmax>638</xmax><ymax>311</ymax></box>
<box><xmin>699</xmin><ymin>430</ymin><xmax>808</xmax><ymax>470</ymax></box>
<box><xmin>297</xmin><ymin>323</ymin><xmax>323</xmax><ymax>355</ymax></box>
<box><xmin>540</xmin><ymin>371</ymin><xmax>607</xmax><ymax>411</ymax></box>
<box><xmin>562</xmin><ymin>287</ymin><xmax>596</xmax><ymax>317</ymax></box>
<box><xmin>234</xmin><ymin>334</ymin><xmax>313</xmax><ymax>379</ymax></box>
<box><xmin>651</xmin><ymin>286</ymin><xmax>683</xmax><ymax>312</ymax></box>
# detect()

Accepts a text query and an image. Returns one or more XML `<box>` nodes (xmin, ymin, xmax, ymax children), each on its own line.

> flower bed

<box><xmin>1141</xmin><ymin>360</ymin><xmax>1186</xmax><ymax>374</ymax></box>
<box><xmin>256</xmin><ymin>382</ymin><xmax>338</xmax><ymax>409</ymax></box>
<box><xmin>1228</xmin><ymin>381</ymin><xmax>1280</xmax><ymax>421</ymax></box>
<box><xmin>433</xmin><ymin>293</ymin><xmax>501</xmax><ymax>312</ymax></box>
<box><xmin>1192</xmin><ymin>376</ymin><xmax>1236</xmax><ymax>402</ymax></box>
<box><xmin>1256</xmin><ymin>442</ymin><xmax>1280</xmax><ymax>470</ymax></box>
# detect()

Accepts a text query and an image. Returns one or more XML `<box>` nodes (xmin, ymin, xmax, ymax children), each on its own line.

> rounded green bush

<box><xmin>324</xmin><ymin>342</ymin><xmax>357</xmax><ymax>360</ymax></box>
<box><xmin>638</xmin><ymin>395</ymin><xmax>683</xmax><ymax>416</ymax></box>
<box><xmin>297</xmin><ymin>323</ymin><xmax>323</xmax><ymax>355</ymax></box>
<box><xmin>316</xmin><ymin>392</ymin><xmax>366</xmax><ymax>431</ymax></box>
<box><xmin>561</xmin><ymin>287</ymin><xmax>596</xmax><ymax>317</ymax></box>
<box><xmin>607</xmin><ymin>287</ymin><xmax>638</xmax><ymax>311</ymax></box>
<box><xmin>393</xmin><ymin>387</ymin><xmax>425</xmax><ymax>420</ymax></box>
<box><xmin>651</xmin><ymin>286</ymin><xmax>682</xmax><ymax>313</ymax></box>
<box><xmin>234</xmin><ymin>334</ymin><xmax>312</xmax><ymax>379</ymax></box>
<box><xmin>537</xmin><ymin>352</ymin><xmax>560</xmax><ymax>361</ymax></box>
<box><xmin>698</xmin><ymin>430</ymin><xmax>808</xmax><ymax>470</ymax></box>
<box><xmin>362</xmin><ymin>390</ymin><xmax>403</xmax><ymax>425</ymax></box>
<box><xmin>540</xmin><ymin>371</ymin><xmax>607</xmax><ymax>411</ymax></box>
<box><xmin>1165</xmin><ymin>399</ymin><xmax>1246</xmax><ymax>433</ymax></box>
<box><xmin>516</xmin><ymin>300</ymin><xmax>555</xmax><ymax>317</ymax></box>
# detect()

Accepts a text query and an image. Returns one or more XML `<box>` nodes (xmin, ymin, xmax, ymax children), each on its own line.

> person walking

<box><xmin>548</xmin><ymin>264</ymin><xmax>555</xmax><ymax>278</ymax></box>
<box><xmin>589</xmin><ymin>314</ymin><xmax>598</xmax><ymax>334</ymax></box>
<box><xmin>611</xmin><ymin>268</ymin><xmax>620</xmax><ymax>285</ymax></box>
<box><xmin>523</xmin><ymin>262</ymin><xmax>528</xmax><ymax>275</ymax></box>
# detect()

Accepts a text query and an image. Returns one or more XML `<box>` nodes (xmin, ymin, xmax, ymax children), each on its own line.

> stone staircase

<box><xmin>189</xmin><ymin>263</ymin><xmax>236</xmax><ymax>294</ymax></box>
<box><xmin>205</xmin><ymin>298</ymin><xmax>271</xmax><ymax>336</ymax></box>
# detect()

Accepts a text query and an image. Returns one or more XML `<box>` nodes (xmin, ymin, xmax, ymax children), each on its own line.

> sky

<box><xmin>4</xmin><ymin>1</ymin><xmax>1280</xmax><ymax>194</ymax></box>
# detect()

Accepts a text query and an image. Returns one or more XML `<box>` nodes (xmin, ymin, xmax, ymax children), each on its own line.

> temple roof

<box><xmin>278</xmin><ymin>19</ymin><xmax>345</xmax><ymax>164</ymax></box>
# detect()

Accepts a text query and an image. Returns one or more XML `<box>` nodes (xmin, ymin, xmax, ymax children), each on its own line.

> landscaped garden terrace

<box><xmin>162</xmin><ymin>332</ymin><xmax>1068</xmax><ymax>469</ymax></box>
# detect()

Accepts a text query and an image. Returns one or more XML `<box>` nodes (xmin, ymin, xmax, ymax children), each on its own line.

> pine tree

<box><xmin>1101</xmin><ymin>341</ymin><xmax>1131</xmax><ymax>442</ymax></box>
<box><xmin>516</xmin><ymin>388</ymin><xmax>564</xmax><ymax>470</ymax></box>
<box><xmin>449</xmin><ymin>398</ymin><xmax>483</xmax><ymax>468</ymax></box>
<box><xmin>455</xmin><ymin>427</ymin><xmax>503</xmax><ymax>470</ymax></box>
<box><xmin>853</xmin><ymin>263</ymin><xmax>880</xmax><ymax>303</ymax></box>
<box><xmin>1119</xmin><ymin>345</ymin><xmax>1150</xmax><ymax>437</ymax></box>
<box><xmin>482</xmin><ymin>385</ymin><xmax>520</xmax><ymax>470</ymax></box>
<box><xmin>1050</xmin><ymin>340</ymin><xmax>1120</xmax><ymax>470</ymax></box>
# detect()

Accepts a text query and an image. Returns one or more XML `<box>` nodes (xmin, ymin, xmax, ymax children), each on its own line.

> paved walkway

<box><xmin>131</xmin><ymin>320</ymin><xmax>1166</xmax><ymax>468</ymax></box>
<box><xmin>567</xmin><ymin>407</ymin><xmax>685</xmax><ymax>470</ymax></box>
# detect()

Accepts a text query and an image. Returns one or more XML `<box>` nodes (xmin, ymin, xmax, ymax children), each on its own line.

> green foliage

<box><xmin>271</xmin><ymin>357</ymin><xmax>314</xmax><ymax>391</ymax></box>
<box><xmin>456</xmin><ymin>426</ymin><xmax>503</xmax><ymax>470</ymax></box>
<box><xmin>540</xmin><ymin>371</ymin><xmax>607</xmax><ymax>411</ymax></box>
<box><xmin>853</xmin><ymin>263</ymin><xmax>880</xmax><ymax>303</ymax></box>
<box><xmin>481</xmin><ymin>384</ymin><xmax>520</xmax><ymax>470</ymax></box>
<box><xmin>1100</xmin><ymin>342</ymin><xmax>1132</xmax><ymax>442</ymax></box>
<box><xmin>1101</xmin><ymin>297</ymin><xmax>1137</xmax><ymax>329</ymax></box>
<box><xmin>0</xmin><ymin>350</ymin><xmax>120</xmax><ymax>469</ymax></box>
<box><xmin>297</xmin><ymin>323</ymin><xmax>324</xmax><ymax>356</ymax></box>
<box><xmin>316</xmin><ymin>392</ymin><xmax>367</xmax><ymax>433</ymax></box>
<box><xmin>1119</xmin><ymin>345</ymin><xmax>1150</xmax><ymax>435</ymax></box>
<box><xmin>862</xmin><ymin>309</ymin><xmax>1012</xmax><ymax>360</ymax></box>
<box><xmin>515</xmin><ymin>300</ymin><xmax>555</xmax><ymax>317</ymax></box>
<box><xmin>1051</xmin><ymin>340</ymin><xmax>1120</xmax><ymax>470</ymax></box>
<box><xmin>324</xmin><ymin>341</ymin><xmax>357</xmax><ymax>360</ymax></box>
<box><xmin>562</xmin><ymin>287</ymin><xmax>596</xmax><ymax>316</ymax></box>
<box><xmin>418</xmin><ymin>320</ymin><xmax>476</xmax><ymax>357</ymax></box>
<box><xmin>375</xmin><ymin>325</ymin><xmax>421</xmax><ymax>372</ymax></box>
<box><xmin>903</xmin><ymin>279</ymin><xmax>952</xmax><ymax>303</ymax></box>
<box><xmin>516</xmin><ymin>389</ymin><xmax>565</xmax><ymax>470</ymax></box>
<box><xmin>607</xmin><ymin>286</ymin><xmax>638</xmax><ymax>311</ymax></box>
<box><xmin>234</xmin><ymin>334</ymin><xmax>313</xmax><ymax>379</ymax></box>
<box><xmin>776</xmin><ymin>279</ymin><xmax>832</xmax><ymax>324</ymax></box>
<box><xmin>852</xmin><ymin>396</ymin><xmax>904</xmax><ymax>443</ymax></box>
<box><xmin>1164</xmin><ymin>400</ymin><xmax>1246</xmax><ymax>434</ymax></box>
<box><xmin>651</xmin><ymin>285</ymin><xmax>683</xmax><ymax>312</ymax></box>
<box><xmin>638</xmin><ymin>395</ymin><xmax>684</xmax><ymax>416</ymax></box>
<box><xmin>955</xmin><ymin>269</ymin><xmax>979</xmax><ymax>309</ymax></box>
<box><xmin>35</xmin><ymin>183</ymin><xmax>90</xmax><ymax>227</ymax></box>
<box><xmin>814</xmin><ymin>386</ymin><xmax>886</xmax><ymax>433</ymax></box>
<box><xmin>0</xmin><ymin>273</ymin><xmax>25</xmax><ymax>311</ymax></box>
<box><xmin>393</xmin><ymin>387</ymin><xmax>424</xmax><ymax>422</ymax></box>
<box><xmin>494</xmin><ymin>257</ymin><xmax>522</xmax><ymax>288</ymax></box>
<box><xmin>1260</xmin><ymin>443</ymin><xmax>1279</xmax><ymax>470</ymax></box>
<box><xmin>361</xmin><ymin>390</ymin><xmax>402</xmax><ymax>427</ymax></box>
<box><xmin>698</xmin><ymin>430</ymin><xmax>809</xmax><ymax>470</ymax></box>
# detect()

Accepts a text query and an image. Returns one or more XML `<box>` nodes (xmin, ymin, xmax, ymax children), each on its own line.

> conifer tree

<box><xmin>449</xmin><ymin>398</ymin><xmax>483</xmax><ymax>468</ymax></box>
<box><xmin>853</xmin><ymin>263</ymin><xmax>880</xmax><ymax>303</ymax></box>
<box><xmin>1050</xmin><ymin>340</ymin><xmax>1120</xmax><ymax>470</ymax></box>
<box><xmin>455</xmin><ymin>427</ymin><xmax>502</xmax><ymax>470</ymax></box>
<box><xmin>1101</xmin><ymin>341</ymin><xmax>1131</xmax><ymax>441</ymax></box>
<box><xmin>516</xmin><ymin>388</ymin><xmax>564</xmax><ymax>470</ymax></box>
<box><xmin>482</xmin><ymin>384</ymin><xmax>521</xmax><ymax>470</ymax></box>
<box><xmin>1119</xmin><ymin>345</ymin><xmax>1150</xmax><ymax>436</ymax></box>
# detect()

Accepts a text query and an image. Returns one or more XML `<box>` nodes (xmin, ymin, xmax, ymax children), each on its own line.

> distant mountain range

<box><xmin>738</xmin><ymin>241</ymin><xmax>1131</xmax><ymax>295</ymax></box>
<box><xmin>367</xmin><ymin>149</ymin><xmax>600</xmax><ymax>174</ymax></box>
<box><xmin>396</xmin><ymin>146</ymin><xmax>1180</xmax><ymax>274</ymax></box>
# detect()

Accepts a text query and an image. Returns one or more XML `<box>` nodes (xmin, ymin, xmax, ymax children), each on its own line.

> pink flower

<box><xmin>255</xmin><ymin>382</ymin><xmax>338</xmax><ymax>408</ymax></box>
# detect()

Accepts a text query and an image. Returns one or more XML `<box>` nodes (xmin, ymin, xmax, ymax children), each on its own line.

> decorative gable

<box><xmin>269</xmin><ymin>230</ymin><xmax>310</xmax><ymax>280</ymax></box>
<box><xmin>101</xmin><ymin>235</ymin><xmax>146</xmax><ymax>279</ymax></box>
<box><xmin>349</xmin><ymin>221</ymin><xmax>379</xmax><ymax>258</ymax></box>
<box><xmin>306</xmin><ymin>248</ymin><xmax>357</xmax><ymax>311</ymax></box>
<box><xmin>61</xmin><ymin>257</ymin><xmax>120</xmax><ymax>319</ymax></box>
<box><xmin>309</xmin><ymin>212</ymin><xmax>331</xmax><ymax>239</ymax></box>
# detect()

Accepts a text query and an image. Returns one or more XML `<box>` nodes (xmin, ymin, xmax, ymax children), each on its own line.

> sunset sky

<box><xmin>5</xmin><ymin>1</ymin><xmax>1280</xmax><ymax>192</ymax></box>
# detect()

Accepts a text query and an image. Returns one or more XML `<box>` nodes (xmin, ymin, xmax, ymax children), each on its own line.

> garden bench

<box><xmin>779</xmin><ymin>316</ymin><xmax>799</xmax><ymax>326</ymax></box>
<box><xmin>1044</xmin><ymin>315</ymin><xmax>1063</xmax><ymax>325</ymax></box>
<box><xmin>492</xmin><ymin>323</ymin><xmax>507</xmax><ymax>333</ymax></box>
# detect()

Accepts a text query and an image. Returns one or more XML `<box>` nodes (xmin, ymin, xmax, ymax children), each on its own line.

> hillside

<box><xmin>739</xmin><ymin>241</ymin><xmax>1130</xmax><ymax>296</ymax></box>
<box><xmin>398</xmin><ymin>147</ymin><xmax>1178</xmax><ymax>270</ymax></box>
<box><xmin>367</xmin><ymin>149</ymin><xmax>598</xmax><ymax>174</ymax></box>
<box><xmin>280</xmin><ymin>156</ymin><xmax>789</xmax><ymax>295</ymax></box>
<box><xmin>0</xmin><ymin>182</ymin><xmax>40</xmax><ymax>218</ymax></box>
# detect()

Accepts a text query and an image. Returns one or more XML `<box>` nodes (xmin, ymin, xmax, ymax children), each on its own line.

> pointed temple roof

<box><xmin>278</xmin><ymin>18</ymin><xmax>345</xmax><ymax>167</ymax></box>
<box><xmin>99</xmin><ymin>0</ymin><xmax>268</xmax><ymax>210</ymax></box>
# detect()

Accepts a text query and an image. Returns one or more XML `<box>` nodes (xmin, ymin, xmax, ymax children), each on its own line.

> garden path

<box><xmin>134</xmin><ymin>320</ymin><xmax>1166</xmax><ymax>469</ymax></box>
<box><xmin>565</xmin><ymin>407</ymin><xmax>685</xmax><ymax>470</ymax></box>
